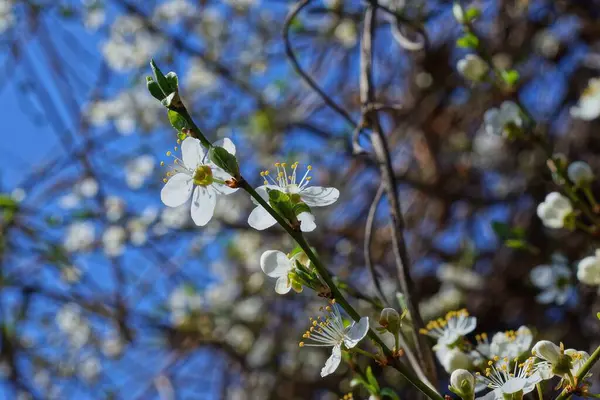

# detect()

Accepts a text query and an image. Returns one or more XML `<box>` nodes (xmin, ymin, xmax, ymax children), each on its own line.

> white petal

<box><xmin>251</xmin><ymin>185</ymin><xmax>279</xmax><ymax>205</ymax></box>
<box><xmin>181</xmin><ymin>137</ymin><xmax>205</xmax><ymax>170</ymax></box>
<box><xmin>475</xmin><ymin>390</ymin><xmax>499</xmax><ymax>400</ymax></box>
<box><xmin>190</xmin><ymin>186</ymin><xmax>216</xmax><ymax>226</ymax></box>
<box><xmin>212</xmin><ymin>168</ymin><xmax>238</xmax><ymax>195</ymax></box>
<box><xmin>248</xmin><ymin>206</ymin><xmax>277</xmax><ymax>230</ymax></box>
<box><xmin>320</xmin><ymin>344</ymin><xmax>342</xmax><ymax>377</ymax></box>
<box><xmin>298</xmin><ymin>212</ymin><xmax>316</xmax><ymax>232</ymax></box>
<box><xmin>274</xmin><ymin>276</ymin><xmax>292</xmax><ymax>294</ymax></box>
<box><xmin>300</xmin><ymin>186</ymin><xmax>339</xmax><ymax>207</ymax></box>
<box><xmin>343</xmin><ymin>317</ymin><xmax>369</xmax><ymax>349</ymax></box>
<box><xmin>161</xmin><ymin>173</ymin><xmax>193</xmax><ymax>207</ymax></box>
<box><xmin>213</xmin><ymin>137</ymin><xmax>236</xmax><ymax>156</ymax></box>
<box><xmin>500</xmin><ymin>378</ymin><xmax>526</xmax><ymax>394</ymax></box>
<box><xmin>260</xmin><ymin>250</ymin><xmax>292</xmax><ymax>278</ymax></box>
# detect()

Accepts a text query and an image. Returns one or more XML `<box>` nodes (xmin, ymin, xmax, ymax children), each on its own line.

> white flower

<box><xmin>299</xmin><ymin>304</ymin><xmax>369</xmax><ymax>377</ymax></box>
<box><xmin>249</xmin><ymin>162</ymin><xmax>339</xmax><ymax>232</ymax></box>
<box><xmin>419</xmin><ymin>309</ymin><xmax>477</xmax><ymax>346</ymax></box>
<box><xmin>489</xmin><ymin>326</ymin><xmax>533</xmax><ymax>359</ymax></box>
<box><xmin>56</xmin><ymin>304</ymin><xmax>90</xmax><ymax>349</ymax></box>
<box><xmin>159</xmin><ymin>204</ymin><xmax>189</xmax><ymax>230</ymax></box>
<box><xmin>160</xmin><ymin>137</ymin><xmax>238</xmax><ymax>226</ymax></box>
<box><xmin>334</xmin><ymin>19</ymin><xmax>357</xmax><ymax>48</ymax></box>
<box><xmin>63</xmin><ymin>222</ymin><xmax>95</xmax><ymax>253</ymax></box>
<box><xmin>185</xmin><ymin>58</ymin><xmax>217</xmax><ymax>91</ymax></box>
<box><xmin>125</xmin><ymin>155</ymin><xmax>155</xmax><ymax>189</ymax></box>
<box><xmin>168</xmin><ymin>284</ymin><xmax>204</xmax><ymax>326</ymax></box>
<box><xmin>0</xmin><ymin>0</ymin><xmax>15</xmax><ymax>34</ymax></box>
<box><xmin>476</xmin><ymin>357</ymin><xmax>541</xmax><ymax>400</ymax></box>
<box><xmin>567</xmin><ymin>161</ymin><xmax>594</xmax><ymax>186</ymax></box>
<box><xmin>102</xmin><ymin>332</ymin><xmax>125</xmax><ymax>358</ymax></box>
<box><xmin>452</xmin><ymin>3</ymin><xmax>465</xmax><ymax>23</ymax></box>
<box><xmin>483</xmin><ymin>101</ymin><xmax>523</xmax><ymax>137</ymax></box>
<box><xmin>530</xmin><ymin>256</ymin><xmax>573</xmax><ymax>305</ymax></box>
<box><xmin>76</xmin><ymin>177</ymin><xmax>99</xmax><ymax>198</ymax></box>
<box><xmin>260</xmin><ymin>250</ymin><xmax>305</xmax><ymax>294</ymax></box>
<box><xmin>577</xmin><ymin>250</ymin><xmax>600</xmax><ymax>286</ymax></box>
<box><xmin>152</xmin><ymin>0</ymin><xmax>195</xmax><ymax>24</ymax></box>
<box><xmin>83</xmin><ymin>1</ymin><xmax>105</xmax><ymax>30</ymax></box>
<box><xmin>79</xmin><ymin>357</ymin><xmax>101</xmax><ymax>382</ymax></box>
<box><xmin>570</xmin><ymin>77</ymin><xmax>600</xmax><ymax>121</ymax></box>
<box><xmin>435</xmin><ymin>344</ymin><xmax>472</xmax><ymax>373</ymax></box>
<box><xmin>59</xmin><ymin>193</ymin><xmax>80</xmax><ymax>209</ymax></box>
<box><xmin>450</xmin><ymin>369</ymin><xmax>476</xmax><ymax>398</ymax></box>
<box><xmin>105</xmin><ymin>196</ymin><xmax>126</xmax><ymax>222</ymax></box>
<box><xmin>536</xmin><ymin>192</ymin><xmax>573</xmax><ymax>229</ymax></box>
<box><xmin>532</xmin><ymin>340</ymin><xmax>590</xmax><ymax>383</ymax></box>
<box><xmin>102</xmin><ymin>225</ymin><xmax>127</xmax><ymax>257</ymax></box>
<box><xmin>61</xmin><ymin>265</ymin><xmax>82</xmax><ymax>285</ymax></box>
<box><xmin>457</xmin><ymin>54</ymin><xmax>489</xmax><ymax>81</ymax></box>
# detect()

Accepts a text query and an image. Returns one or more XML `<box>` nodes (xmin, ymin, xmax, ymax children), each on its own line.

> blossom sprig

<box><xmin>260</xmin><ymin>248</ymin><xmax>329</xmax><ymax>296</ymax></box>
<box><xmin>476</xmin><ymin>356</ymin><xmax>541</xmax><ymax>399</ymax></box>
<box><xmin>298</xmin><ymin>301</ymin><xmax>369</xmax><ymax>377</ymax></box>
<box><xmin>419</xmin><ymin>309</ymin><xmax>477</xmax><ymax>346</ymax></box>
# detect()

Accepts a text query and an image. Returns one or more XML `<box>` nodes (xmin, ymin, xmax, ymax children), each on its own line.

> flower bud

<box><xmin>532</xmin><ymin>340</ymin><xmax>561</xmax><ymax>364</ymax></box>
<box><xmin>567</xmin><ymin>161</ymin><xmax>594</xmax><ymax>186</ymax></box>
<box><xmin>452</xmin><ymin>3</ymin><xmax>465</xmax><ymax>23</ymax></box>
<box><xmin>577</xmin><ymin>251</ymin><xmax>600</xmax><ymax>286</ymax></box>
<box><xmin>449</xmin><ymin>369</ymin><xmax>475</xmax><ymax>400</ymax></box>
<box><xmin>457</xmin><ymin>54</ymin><xmax>489</xmax><ymax>81</ymax></box>
<box><xmin>379</xmin><ymin>308</ymin><xmax>401</xmax><ymax>334</ymax></box>
<box><xmin>536</xmin><ymin>192</ymin><xmax>573</xmax><ymax>229</ymax></box>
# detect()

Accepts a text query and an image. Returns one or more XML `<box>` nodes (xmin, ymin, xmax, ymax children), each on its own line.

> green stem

<box><xmin>536</xmin><ymin>383</ymin><xmax>543</xmax><ymax>400</ymax></box>
<box><xmin>352</xmin><ymin>346</ymin><xmax>379</xmax><ymax>361</ymax></box>
<box><xmin>583</xmin><ymin>187</ymin><xmax>599</xmax><ymax>211</ymax></box>
<box><xmin>555</xmin><ymin>344</ymin><xmax>600</xmax><ymax>400</ymax></box>
<box><xmin>239</xmin><ymin>181</ymin><xmax>443</xmax><ymax>400</ymax></box>
<box><xmin>172</xmin><ymin>106</ymin><xmax>213</xmax><ymax>149</ymax></box>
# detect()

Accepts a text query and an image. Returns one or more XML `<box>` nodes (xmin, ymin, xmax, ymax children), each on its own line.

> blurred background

<box><xmin>1</xmin><ymin>0</ymin><xmax>600</xmax><ymax>398</ymax></box>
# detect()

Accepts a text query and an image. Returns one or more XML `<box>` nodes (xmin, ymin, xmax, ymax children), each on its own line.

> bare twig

<box><xmin>364</xmin><ymin>181</ymin><xmax>388</xmax><ymax>306</ymax></box>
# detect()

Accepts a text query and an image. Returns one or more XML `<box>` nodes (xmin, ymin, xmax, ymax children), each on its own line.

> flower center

<box><xmin>260</xmin><ymin>162</ymin><xmax>313</xmax><ymax>192</ymax></box>
<box><xmin>193</xmin><ymin>165</ymin><xmax>213</xmax><ymax>186</ymax></box>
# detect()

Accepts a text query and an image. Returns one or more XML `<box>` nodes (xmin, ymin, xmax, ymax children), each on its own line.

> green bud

<box><xmin>168</xmin><ymin>109</ymin><xmax>187</xmax><ymax>131</ymax></box>
<box><xmin>449</xmin><ymin>369</ymin><xmax>475</xmax><ymax>400</ymax></box>
<box><xmin>208</xmin><ymin>146</ymin><xmax>240</xmax><ymax>177</ymax></box>
<box><xmin>146</xmin><ymin>77</ymin><xmax>165</xmax><ymax>101</ymax></box>
<box><xmin>379</xmin><ymin>308</ymin><xmax>402</xmax><ymax>334</ymax></box>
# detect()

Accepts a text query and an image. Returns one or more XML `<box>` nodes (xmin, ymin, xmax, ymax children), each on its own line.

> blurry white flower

<box><xmin>419</xmin><ymin>284</ymin><xmax>463</xmax><ymax>321</ymax></box>
<box><xmin>11</xmin><ymin>187</ymin><xmax>25</xmax><ymax>202</ymax></box>
<box><xmin>125</xmin><ymin>154</ymin><xmax>155</xmax><ymax>189</ymax></box>
<box><xmin>483</xmin><ymin>101</ymin><xmax>523</xmax><ymax>138</ymax></box>
<box><xmin>77</xmin><ymin>177</ymin><xmax>99</xmax><ymax>198</ymax></box>
<box><xmin>437</xmin><ymin>264</ymin><xmax>483</xmax><ymax>290</ymax></box>
<box><xmin>102</xmin><ymin>225</ymin><xmax>127</xmax><ymax>257</ymax></box>
<box><xmin>79</xmin><ymin>357</ymin><xmax>101</xmax><ymax>382</ymax></box>
<box><xmin>452</xmin><ymin>3</ymin><xmax>465</xmax><ymax>23</ymax></box>
<box><xmin>260</xmin><ymin>250</ymin><xmax>305</xmax><ymax>294</ymax></box>
<box><xmin>59</xmin><ymin>193</ymin><xmax>80</xmax><ymax>209</ymax></box>
<box><xmin>63</xmin><ymin>222</ymin><xmax>95</xmax><ymax>253</ymax></box>
<box><xmin>247</xmin><ymin>335</ymin><xmax>274</xmax><ymax>368</ymax></box>
<box><xmin>168</xmin><ymin>284</ymin><xmax>204</xmax><ymax>326</ymax></box>
<box><xmin>489</xmin><ymin>326</ymin><xmax>533</xmax><ymax>359</ymax></box>
<box><xmin>185</xmin><ymin>58</ymin><xmax>217</xmax><ymax>91</ymax></box>
<box><xmin>536</xmin><ymin>192</ymin><xmax>573</xmax><ymax>229</ymax></box>
<box><xmin>249</xmin><ymin>162</ymin><xmax>338</xmax><ymax>232</ymax></box>
<box><xmin>577</xmin><ymin>249</ymin><xmax>600</xmax><ymax>286</ymax></box>
<box><xmin>567</xmin><ymin>161</ymin><xmax>594</xmax><ymax>186</ymax></box>
<box><xmin>127</xmin><ymin>217</ymin><xmax>149</xmax><ymax>246</ymax></box>
<box><xmin>570</xmin><ymin>78</ymin><xmax>600</xmax><ymax>121</ymax></box>
<box><xmin>153</xmin><ymin>0</ymin><xmax>195</xmax><ymax>24</ymax></box>
<box><xmin>56</xmin><ymin>303</ymin><xmax>90</xmax><ymax>349</ymax></box>
<box><xmin>161</xmin><ymin>137</ymin><xmax>238</xmax><ymax>227</ymax></box>
<box><xmin>0</xmin><ymin>0</ymin><xmax>15</xmax><ymax>33</ymax></box>
<box><xmin>61</xmin><ymin>265</ymin><xmax>82</xmax><ymax>284</ymax></box>
<box><xmin>105</xmin><ymin>196</ymin><xmax>126</xmax><ymax>222</ymax></box>
<box><xmin>206</xmin><ymin>279</ymin><xmax>241</xmax><ymax>309</ymax></box>
<box><xmin>102</xmin><ymin>332</ymin><xmax>125</xmax><ymax>358</ymax></box>
<box><xmin>435</xmin><ymin>344</ymin><xmax>472</xmax><ymax>373</ymax></box>
<box><xmin>530</xmin><ymin>254</ymin><xmax>573</xmax><ymax>305</ymax></box>
<box><xmin>83</xmin><ymin>1</ymin><xmax>105</xmax><ymax>30</ymax></box>
<box><xmin>334</xmin><ymin>19</ymin><xmax>357</xmax><ymax>48</ymax></box>
<box><xmin>533</xmin><ymin>29</ymin><xmax>559</xmax><ymax>58</ymax></box>
<box><xmin>102</xmin><ymin>15</ymin><xmax>163</xmax><ymax>71</ymax></box>
<box><xmin>234</xmin><ymin>297</ymin><xmax>263</xmax><ymax>322</ymax></box>
<box><xmin>213</xmin><ymin>195</ymin><xmax>244</xmax><ymax>223</ymax></box>
<box><xmin>224</xmin><ymin>0</ymin><xmax>258</xmax><ymax>10</ymax></box>
<box><xmin>299</xmin><ymin>304</ymin><xmax>369</xmax><ymax>377</ymax></box>
<box><xmin>457</xmin><ymin>54</ymin><xmax>489</xmax><ymax>81</ymax></box>
<box><xmin>225</xmin><ymin>324</ymin><xmax>255</xmax><ymax>353</ymax></box>
<box><xmin>476</xmin><ymin>357</ymin><xmax>540</xmax><ymax>400</ymax></box>
<box><xmin>419</xmin><ymin>309</ymin><xmax>476</xmax><ymax>346</ymax></box>
<box><xmin>159</xmin><ymin>204</ymin><xmax>189</xmax><ymax>229</ymax></box>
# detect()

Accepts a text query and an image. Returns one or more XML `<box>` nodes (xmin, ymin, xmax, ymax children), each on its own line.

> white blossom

<box><xmin>125</xmin><ymin>154</ymin><xmax>155</xmax><ymax>189</ymax></box>
<box><xmin>61</xmin><ymin>265</ymin><xmax>82</xmax><ymax>285</ymax></box>
<box><xmin>152</xmin><ymin>0</ymin><xmax>195</xmax><ymax>24</ymax></box>
<box><xmin>185</xmin><ymin>58</ymin><xmax>217</xmax><ymax>91</ymax></box>
<box><xmin>577</xmin><ymin>249</ymin><xmax>600</xmax><ymax>286</ymax></box>
<box><xmin>334</xmin><ymin>19</ymin><xmax>357</xmax><ymax>48</ymax></box>
<box><xmin>536</xmin><ymin>192</ymin><xmax>573</xmax><ymax>229</ymax></box>
<box><xmin>457</xmin><ymin>54</ymin><xmax>489</xmax><ymax>81</ymax></box>
<box><xmin>63</xmin><ymin>222</ymin><xmax>95</xmax><ymax>253</ymax></box>
<box><xmin>105</xmin><ymin>196</ymin><xmax>126</xmax><ymax>222</ymax></box>
<box><xmin>483</xmin><ymin>101</ymin><xmax>523</xmax><ymax>137</ymax></box>
<box><xmin>79</xmin><ymin>357</ymin><xmax>101</xmax><ymax>382</ymax></box>
<box><xmin>570</xmin><ymin>77</ymin><xmax>600</xmax><ymax>121</ymax></box>
<box><xmin>161</xmin><ymin>137</ymin><xmax>238</xmax><ymax>226</ymax></box>
<box><xmin>168</xmin><ymin>284</ymin><xmax>204</xmax><ymax>326</ymax></box>
<box><xmin>532</xmin><ymin>340</ymin><xmax>590</xmax><ymax>384</ymax></box>
<box><xmin>0</xmin><ymin>0</ymin><xmax>14</xmax><ymax>33</ymax></box>
<box><xmin>260</xmin><ymin>250</ymin><xmax>307</xmax><ymax>294</ymax></box>
<box><xmin>419</xmin><ymin>309</ymin><xmax>476</xmax><ymax>346</ymax></box>
<box><xmin>450</xmin><ymin>369</ymin><xmax>476</xmax><ymax>398</ymax></box>
<box><xmin>476</xmin><ymin>357</ymin><xmax>541</xmax><ymax>400</ymax></box>
<box><xmin>83</xmin><ymin>1</ymin><xmax>105</xmax><ymax>31</ymax></box>
<box><xmin>249</xmin><ymin>162</ymin><xmax>339</xmax><ymax>232</ymax></box>
<box><xmin>435</xmin><ymin>344</ymin><xmax>472</xmax><ymax>373</ymax></box>
<box><xmin>56</xmin><ymin>303</ymin><xmax>91</xmax><ymax>349</ymax></box>
<box><xmin>530</xmin><ymin>254</ymin><xmax>573</xmax><ymax>305</ymax></box>
<box><xmin>567</xmin><ymin>161</ymin><xmax>594</xmax><ymax>186</ymax></box>
<box><xmin>299</xmin><ymin>304</ymin><xmax>369</xmax><ymax>377</ymax></box>
<box><xmin>102</xmin><ymin>331</ymin><xmax>125</xmax><ymax>358</ymax></box>
<box><xmin>76</xmin><ymin>177</ymin><xmax>99</xmax><ymax>198</ymax></box>
<box><xmin>102</xmin><ymin>225</ymin><xmax>127</xmax><ymax>257</ymax></box>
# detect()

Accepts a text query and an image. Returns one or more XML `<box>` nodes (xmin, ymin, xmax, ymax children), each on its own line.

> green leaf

<box><xmin>0</xmin><ymin>195</ymin><xmax>18</xmax><ymax>209</ymax></box>
<box><xmin>464</xmin><ymin>7</ymin><xmax>481</xmax><ymax>22</ymax></box>
<box><xmin>208</xmin><ymin>146</ymin><xmax>240</xmax><ymax>177</ymax></box>
<box><xmin>501</xmin><ymin>69</ymin><xmax>520</xmax><ymax>86</ymax></box>
<box><xmin>168</xmin><ymin>109</ymin><xmax>187</xmax><ymax>131</ymax></box>
<box><xmin>146</xmin><ymin>77</ymin><xmax>165</xmax><ymax>101</ymax></box>
<box><xmin>150</xmin><ymin>59</ymin><xmax>173</xmax><ymax>94</ymax></box>
<box><xmin>597</xmin><ymin>312</ymin><xmax>600</xmax><ymax>320</ymax></box>
<box><xmin>292</xmin><ymin>202</ymin><xmax>311</xmax><ymax>217</ymax></box>
<box><xmin>366</xmin><ymin>366</ymin><xmax>380</xmax><ymax>392</ymax></box>
<box><xmin>267</xmin><ymin>189</ymin><xmax>296</xmax><ymax>223</ymax></box>
<box><xmin>456</xmin><ymin>32</ymin><xmax>479</xmax><ymax>49</ymax></box>
<box><xmin>505</xmin><ymin>239</ymin><xmax>527</xmax><ymax>249</ymax></box>
<box><xmin>491</xmin><ymin>221</ymin><xmax>511</xmax><ymax>239</ymax></box>
<box><xmin>380</xmin><ymin>388</ymin><xmax>401</xmax><ymax>400</ymax></box>
<box><xmin>165</xmin><ymin>72</ymin><xmax>179</xmax><ymax>92</ymax></box>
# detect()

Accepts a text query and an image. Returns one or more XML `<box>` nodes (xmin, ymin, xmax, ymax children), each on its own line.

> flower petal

<box><xmin>181</xmin><ymin>137</ymin><xmax>205</xmax><ymax>170</ymax></box>
<box><xmin>260</xmin><ymin>250</ymin><xmax>292</xmax><ymax>278</ymax></box>
<box><xmin>274</xmin><ymin>276</ymin><xmax>292</xmax><ymax>294</ymax></box>
<box><xmin>213</xmin><ymin>137</ymin><xmax>236</xmax><ymax>156</ymax></box>
<box><xmin>320</xmin><ymin>344</ymin><xmax>342</xmax><ymax>377</ymax></box>
<box><xmin>298</xmin><ymin>212</ymin><xmax>316</xmax><ymax>232</ymax></box>
<box><xmin>190</xmin><ymin>186</ymin><xmax>216</xmax><ymax>226</ymax></box>
<box><xmin>251</xmin><ymin>185</ymin><xmax>279</xmax><ymax>205</ymax></box>
<box><xmin>248</xmin><ymin>206</ymin><xmax>277</xmax><ymax>230</ymax></box>
<box><xmin>343</xmin><ymin>317</ymin><xmax>369</xmax><ymax>349</ymax></box>
<box><xmin>160</xmin><ymin>173</ymin><xmax>193</xmax><ymax>207</ymax></box>
<box><xmin>301</xmin><ymin>186</ymin><xmax>339</xmax><ymax>207</ymax></box>
<box><xmin>211</xmin><ymin>168</ymin><xmax>238</xmax><ymax>195</ymax></box>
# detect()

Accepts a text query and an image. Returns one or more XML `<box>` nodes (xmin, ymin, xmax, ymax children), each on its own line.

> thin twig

<box><xmin>364</xmin><ymin>181</ymin><xmax>388</xmax><ymax>306</ymax></box>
